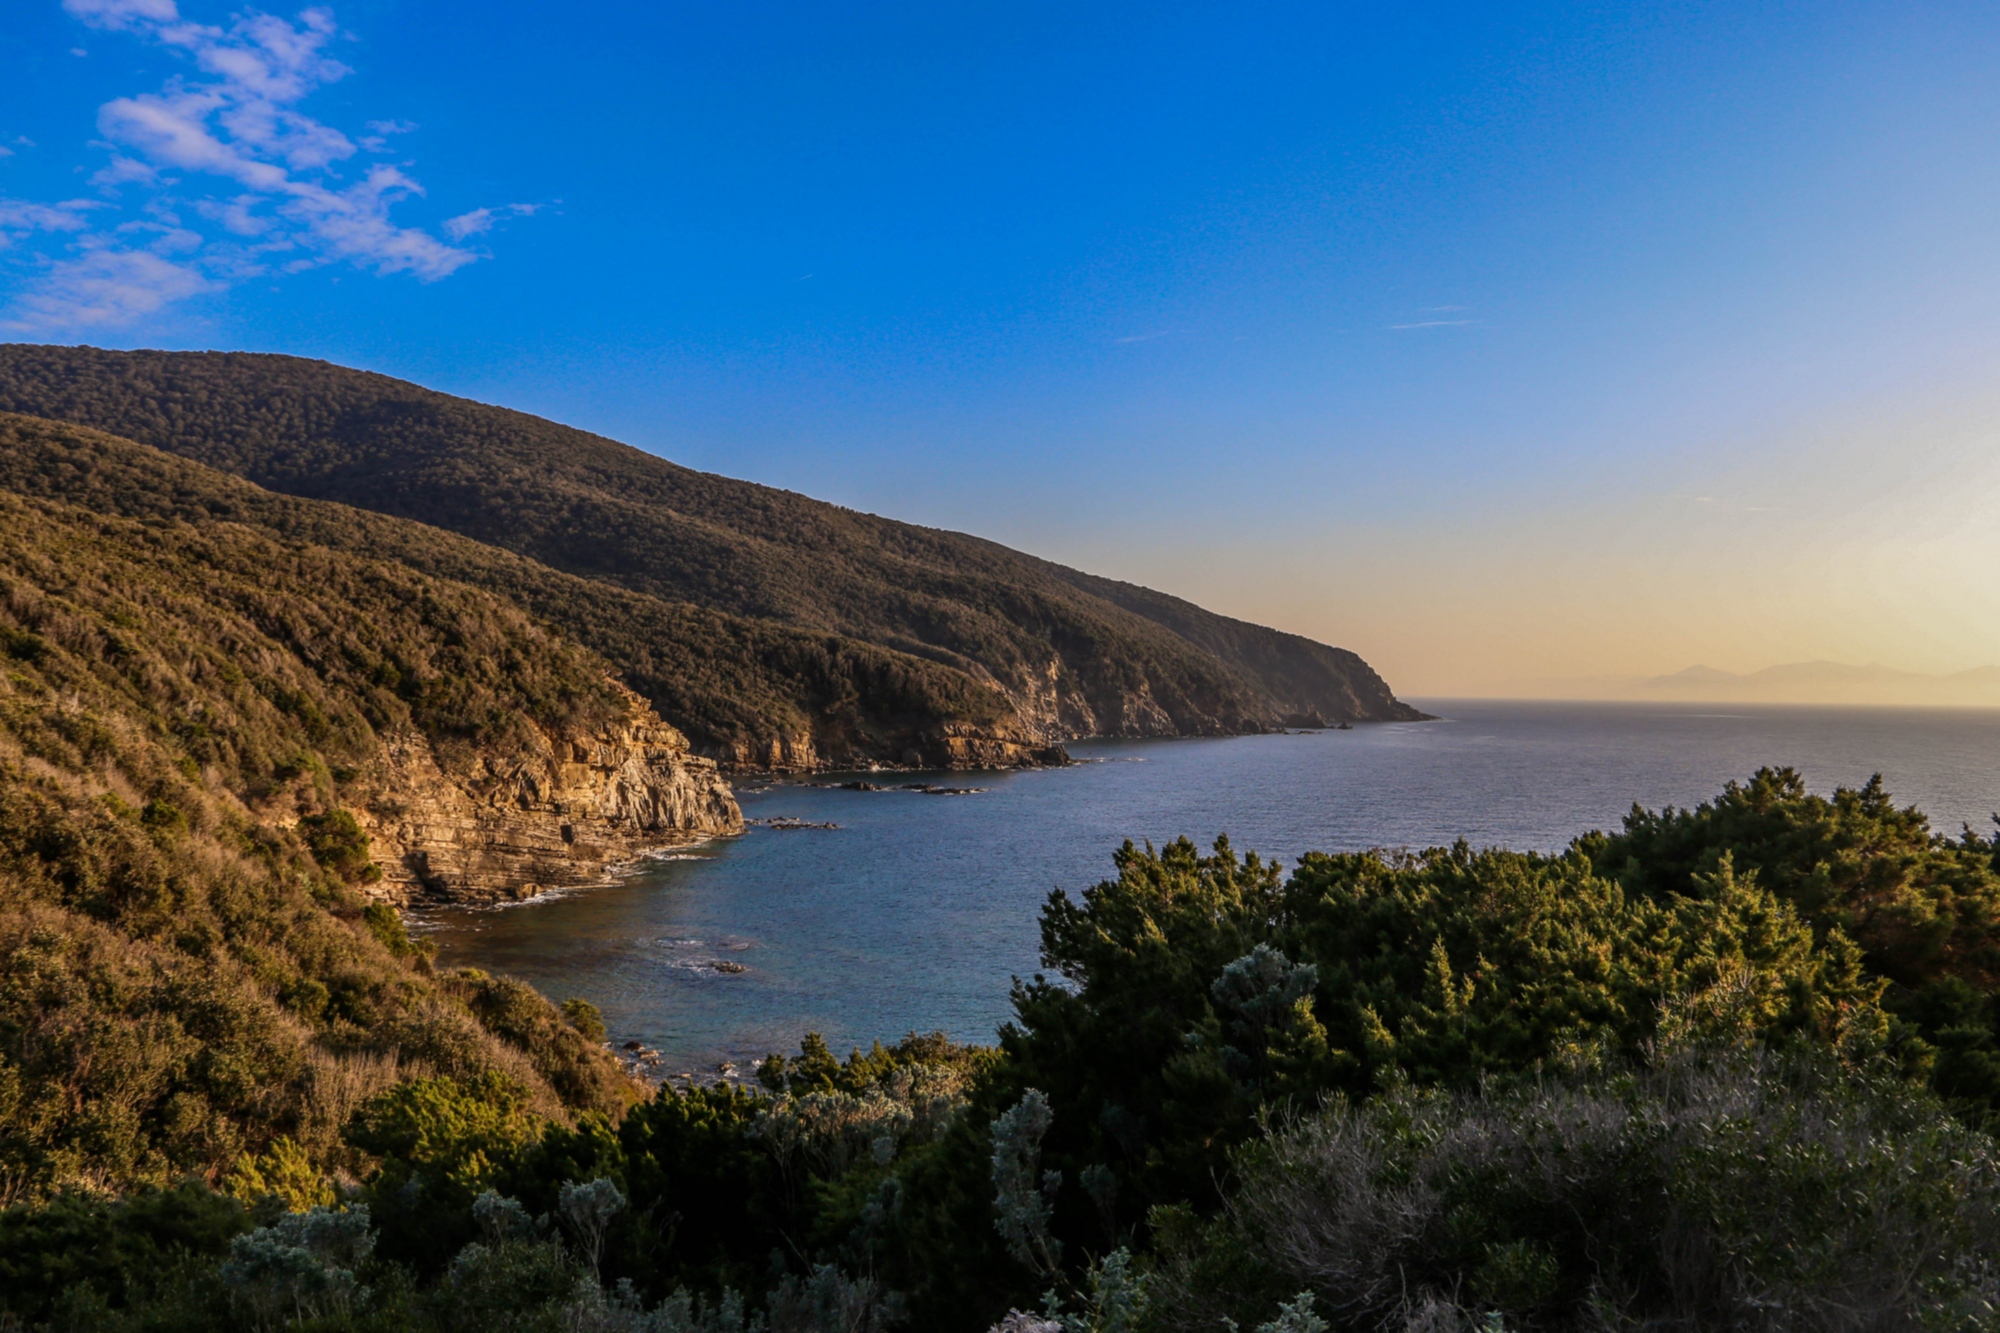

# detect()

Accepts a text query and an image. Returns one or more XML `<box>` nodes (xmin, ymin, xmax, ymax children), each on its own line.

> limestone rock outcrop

<box><xmin>702</xmin><ymin>710</ymin><xmax>1067</xmax><ymax>773</ymax></box>
<box><xmin>356</xmin><ymin>684</ymin><xmax>742</xmax><ymax>905</ymax></box>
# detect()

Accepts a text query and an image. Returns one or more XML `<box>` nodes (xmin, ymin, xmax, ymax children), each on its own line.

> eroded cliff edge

<box><xmin>353</xmin><ymin>683</ymin><xmax>742</xmax><ymax>906</ymax></box>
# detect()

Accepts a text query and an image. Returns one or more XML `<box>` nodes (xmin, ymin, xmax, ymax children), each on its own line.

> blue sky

<box><xmin>4</xmin><ymin>0</ymin><xmax>1999</xmax><ymax>692</ymax></box>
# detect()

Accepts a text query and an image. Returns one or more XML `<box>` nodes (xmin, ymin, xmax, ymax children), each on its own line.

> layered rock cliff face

<box><xmin>700</xmin><ymin>711</ymin><xmax>1066</xmax><ymax>773</ymax></box>
<box><xmin>922</xmin><ymin>720</ymin><xmax>1070</xmax><ymax>769</ymax></box>
<box><xmin>354</xmin><ymin>685</ymin><xmax>742</xmax><ymax>906</ymax></box>
<box><xmin>996</xmin><ymin>655</ymin><xmax>1283</xmax><ymax>745</ymax></box>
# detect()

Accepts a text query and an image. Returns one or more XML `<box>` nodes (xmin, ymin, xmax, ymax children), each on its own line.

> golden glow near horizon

<box><xmin>1072</xmin><ymin>377</ymin><xmax>2000</xmax><ymax>703</ymax></box>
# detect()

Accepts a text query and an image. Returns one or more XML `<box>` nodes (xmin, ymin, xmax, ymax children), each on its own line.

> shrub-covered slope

<box><xmin>0</xmin><ymin>487</ymin><xmax>643</xmax><ymax>1205</ymax></box>
<box><xmin>0</xmin><ymin>413</ymin><xmax>1054</xmax><ymax>770</ymax></box>
<box><xmin>0</xmin><ymin>345</ymin><xmax>1427</xmax><ymax>737</ymax></box>
<box><xmin>6</xmin><ymin>773</ymin><xmax>1997</xmax><ymax>1333</ymax></box>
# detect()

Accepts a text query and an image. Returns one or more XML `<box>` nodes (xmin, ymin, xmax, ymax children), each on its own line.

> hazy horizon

<box><xmin>3</xmin><ymin>0</ymin><xmax>1997</xmax><ymax>698</ymax></box>
<box><xmin>1427</xmin><ymin>657</ymin><xmax>2000</xmax><ymax>709</ymax></box>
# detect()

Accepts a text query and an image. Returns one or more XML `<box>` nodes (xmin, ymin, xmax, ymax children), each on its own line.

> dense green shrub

<box><xmin>1149</xmin><ymin>1049</ymin><xmax>2000</xmax><ymax>1332</ymax></box>
<box><xmin>302</xmin><ymin>811</ymin><xmax>382</xmax><ymax>885</ymax></box>
<box><xmin>561</xmin><ymin>999</ymin><xmax>608</xmax><ymax>1045</ymax></box>
<box><xmin>0</xmin><ymin>1181</ymin><xmax>251</xmax><ymax>1324</ymax></box>
<box><xmin>993</xmin><ymin>834</ymin><xmax>1886</xmax><ymax>1249</ymax></box>
<box><xmin>1588</xmin><ymin>766</ymin><xmax>2000</xmax><ymax>1121</ymax></box>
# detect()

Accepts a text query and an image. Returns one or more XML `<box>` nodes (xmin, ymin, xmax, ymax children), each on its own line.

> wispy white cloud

<box><xmin>1669</xmin><ymin>492</ymin><xmax>1785</xmax><ymax>514</ymax></box>
<box><xmin>13</xmin><ymin>247</ymin><xmax>212</xmax><ymax>327</ymax></box>
<box><xmin>2</xmin><ymin>0</ymin><xmax>510</xmax><ymax>330</ymax></box>
<box><xmin>89</xmin><ymin>155</ymin><xmax>159</xmax><ymax>188</ymax></box>
<box><xmin>63</xmin><ymin>0</ymin><xmax>180</xmax><ymax>29</ymax></box>
<box><xmin>442</xmin><ymin>207</ymin><xmax>491</xmax><ymax>241</ymax></box>
<box><xmin>1389</xmin><ymin>306</ymin><xmax>1478</xmax><ymax>330</ymax></box>
<box><xmin>442</xmin><ymin>202</ymin><xmax>538</xmax><ymax>242</ymax></box>
<box><xmin>0</xmin><ymin>199</ymin><xmax>98</xmax><ymax>252</ymax></box>
<box><xmin>357</xmin><ymin>118</ymin><xmax>415</xmax><ymax>151</ymax></box>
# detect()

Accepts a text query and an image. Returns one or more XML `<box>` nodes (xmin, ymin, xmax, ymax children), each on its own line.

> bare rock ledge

<box><xmin>355</xmin><ymin>683</ymin><xmax>743</xmax><ymax>906</ymax></box>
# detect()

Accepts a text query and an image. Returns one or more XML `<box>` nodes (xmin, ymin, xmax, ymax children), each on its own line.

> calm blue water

<box><xmin>419</xmin><ymin>700</ymin><xmax>2000</xmax><ymax>1075</ymax></box>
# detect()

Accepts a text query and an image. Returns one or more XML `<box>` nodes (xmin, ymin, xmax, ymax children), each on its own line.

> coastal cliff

<box><xmin>356</xmin><ymin>684</ymin><xmax>742</xmax><ymax>906</ymax></box>
<box><xmin>0</xmin><ymin>488</ymin><xmax>724</xmax><ymax>1200</ymax></box>
<box><xmin>703</xmin><ymin>708</ymin><xmax>1070</xmax><ymax>772</ymax></box>
<box><xmin>0</xmin><ymin>347</ymin><xmax>1433</xmax><ymax>764</ymax></box>
<box><xmin>0</xmin><ymin>469</ymin><xmax>743</xmax><ymax>908</ymax></box>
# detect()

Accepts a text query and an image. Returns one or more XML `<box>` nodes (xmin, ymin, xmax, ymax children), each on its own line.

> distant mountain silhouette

<box><xmin>1638</xmin><ymin>660</ymin><xmax>2000</xmax><ymax>706</ymax></box>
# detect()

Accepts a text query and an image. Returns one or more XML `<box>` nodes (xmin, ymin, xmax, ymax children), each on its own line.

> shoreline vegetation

<box><xmin>2</xmin><ymin>763</ymin><xmax>1998</xmax><ymax>1330</ymax></box>
<box><xmin>0</xmin><ymin>348</ymin><xmax>1996</xmax><ymax>1331</ymax></box>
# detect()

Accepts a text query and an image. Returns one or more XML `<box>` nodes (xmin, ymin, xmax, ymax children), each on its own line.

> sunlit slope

<box><xmin>0</xmin><ymin>345</ymin><xmax>1426</xmax><ymax>734</ymax></box>
<box><xmin>0</xmin><ymin>486</ymin><xmax>644</xmax><ymax>1201</ymax></box>
<box><xmin>0</xmin><ymin>413</ymin><xmax>1043</xmax><ymax>769</ymax></box>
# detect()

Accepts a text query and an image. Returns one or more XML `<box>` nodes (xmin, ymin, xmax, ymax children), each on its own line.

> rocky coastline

<box><xmin>351</xmin><ymin>683</ymin><xmax>743</xmax><ymax>906</ymax></box>
<box><xmin>703</xmin><ymin>717</ymin><xmax>1070</xmax><ymax>774</ymax></box>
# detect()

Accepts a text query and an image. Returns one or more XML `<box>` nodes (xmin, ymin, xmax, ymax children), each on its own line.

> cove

<box><xmin>417</xmin><ymin>700</ymin><xmax>2000</xmax><ymax>1076</ymax></box>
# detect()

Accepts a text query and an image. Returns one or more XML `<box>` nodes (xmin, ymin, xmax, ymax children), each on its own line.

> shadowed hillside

<box><xmin>0</xmin><ymin>346</ymin><xmax>1427</xmax><ymax>749</ymax></box>
<box><xmin>0</xmin><ymin>413</ymin><xmax>1057</xmax><ymax>770</ymax></box>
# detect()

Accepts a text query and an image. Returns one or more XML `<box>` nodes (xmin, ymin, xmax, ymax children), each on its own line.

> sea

<box><xmin>416</xmin><ymin>700</ymin><xmax>2000</xmax><ymax>1077</ymax></box>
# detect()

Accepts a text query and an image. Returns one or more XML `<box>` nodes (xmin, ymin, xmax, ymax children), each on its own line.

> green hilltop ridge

<box><xmin>0</xmin><ymin>345</ymin><xmax>1427</xmax><ymax>769</ymax></box>
<box><xmin>0</xmin><ymin>413</ymin><xmax>1050</xmax><ymax>773</ymax></box>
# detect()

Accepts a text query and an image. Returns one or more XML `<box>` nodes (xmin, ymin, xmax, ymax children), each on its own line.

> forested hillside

<box><xmin>3</xmin><ymin>768</ymin><xmax>1997</xmax><ymax>1332</ymax></box>
<box><xmin>0</xmin><ymin>414</ymin><xmax>1054</xmax><ymax>770</ymax></box>
<box><xmin>0</xmin><ymin>346</ymin><xmax>1427</xmax><ymax>750</ymax></box>
<box><xmin>0</xmin><ymin>486</ymin><xmax>657</xmax><ymax>1205</ymax></box>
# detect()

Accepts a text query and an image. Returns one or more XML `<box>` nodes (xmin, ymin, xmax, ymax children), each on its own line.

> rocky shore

<box><xmin>354</xmin><ymin>683</ymin><xmax>743</xmax><ymax>906</ymax></box>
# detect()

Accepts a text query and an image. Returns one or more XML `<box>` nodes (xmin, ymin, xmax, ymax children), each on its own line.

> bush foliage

<box><xmin>1151</xmin><ymin>1049</ymin><xmax>2000</xmax><ymax>1331</ymax></box>
<box><xmin>0</xmin><ymin>487</ymin><xmax>635</xmax><ymax>1211</ymax></box>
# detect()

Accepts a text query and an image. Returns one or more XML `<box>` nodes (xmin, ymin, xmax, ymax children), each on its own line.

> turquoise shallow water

<box><xmin>417</xmin><ymin>700</ymin><xmax>2000</xmax><ymax>1075</ymax></box>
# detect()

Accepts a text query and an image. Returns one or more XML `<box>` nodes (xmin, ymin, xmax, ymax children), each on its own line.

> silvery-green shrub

<box><xmin>220</xmin><ymin>1203</ymin><xmax>374</xmax><ymax>1327</ymax></box>
<box><xmin>992</xmin><ymin>1089</ymin><xmax>1063</xmax><ymax>1275</ymax></box>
